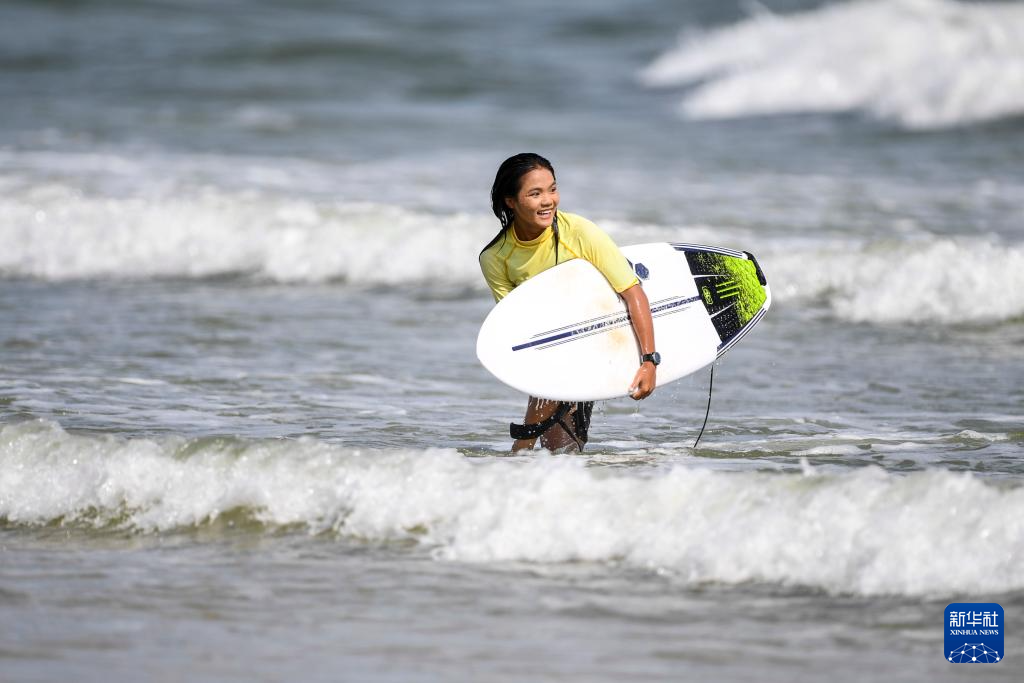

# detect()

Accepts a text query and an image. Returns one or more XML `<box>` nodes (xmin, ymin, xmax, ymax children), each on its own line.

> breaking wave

<box><xmin>4</xmin><ymin>179</ymin><xmax>1023</xmax><ymax>325</ymax></box>
<box><xmin>640</xmin><ymin>0</ymin><xmax>1024</xmax><ymax>129</ymax></box>
<box><xmin>0</xmin><ymin>184</ymin><xmax>485</xmax><ymax>286</ymax></box>
<box><xmin>3</xmin><ymin>420</ymin><xmax>1022</xmax><ymax>597</ymax></box>
<box><xmin>766</xmin><ymin>236</ymin><xmax>1024</xmax><ymax>324</ymax></box>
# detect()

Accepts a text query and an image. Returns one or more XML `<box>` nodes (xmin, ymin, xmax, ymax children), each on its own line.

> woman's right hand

<box><xmin>629</xmin><ymin>362</ymin><xmax>657</xmax><ymax>400</ymax></box>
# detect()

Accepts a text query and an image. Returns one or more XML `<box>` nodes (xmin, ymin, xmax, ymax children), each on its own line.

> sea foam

<box><xmin>0</xmin><ymin>184</ymin><xmax>484</xmax><ymax>286</ymax></box>
<box><xmin>766</xmin><ymin>236</ymin><xmax>1024</xmax><ymax>324</ymax></box>
<box><xmin>640</xmin><ymin>0</ymin><xmax>1024</xmax><ymax>129</ymax></box>
<box><xmin>2</xmin><ymin>420</ymin><xmax>1022</xmax><ymax>597</ymax></box>
<box><xmin>4</xmin><ymin>180</ymin><xmax>1023</xmax><ymax>325</ymax></box>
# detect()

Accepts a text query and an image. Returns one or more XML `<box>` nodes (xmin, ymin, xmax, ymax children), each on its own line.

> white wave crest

<box><xmin>3</xmin><ymin>420</ymin><xmax>1022</xmax><ymax>597</ymax></box>
<box><xmin>0</xmin><ymin>184</ymin><xmax>486</xmax><ymax>286</ymax></box>
<box><xmin>765</xmin><ymin>236</ymin><xmax>1024</xmax><ymax>323</ymax></box>
<box><xmin>640</xmin><ymin>0</ymin><xmax>1024</xmax><ymax>129</ymax></box>
<box><xmin>4</xmin><ymin>176</ymin><xmax>1023</xmax><ymax>324</ymax></box>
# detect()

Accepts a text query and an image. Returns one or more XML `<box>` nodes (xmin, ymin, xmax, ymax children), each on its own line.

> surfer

<box><xmin>480</xmin><ymin>153</ymin><xmax>659</xmax><ymax>453</ymax></box>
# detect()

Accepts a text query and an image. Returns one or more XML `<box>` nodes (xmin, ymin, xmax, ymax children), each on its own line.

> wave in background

<box><xmin>769</xmin><ymin>237</ymin><xmax>1024</xmax><ymax>324</ymax></box>
<box><xmin>2</xmin><ymin>420</ymin><xmax>1022</xmax><ymax>597</ymax></box>
<box><xmin>641</xmin><ymin>0</ymin><xmax>1024</xmax><ymax>129</ymax></box>
<box><xmin>4</xmin><ymin>180</ymin><xmax>1024</xmax><ymax>325</ymax></box>
<box><xmin>1</xmin><ymin>186</ymin><xmax>483</xmax><ymax>286</ymax></box>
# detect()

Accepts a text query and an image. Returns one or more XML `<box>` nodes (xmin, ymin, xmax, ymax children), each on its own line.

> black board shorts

<box><xmin>567</xmin><ymin>401</ymin><xmax>595</xmax><ymax>448</ymax></box>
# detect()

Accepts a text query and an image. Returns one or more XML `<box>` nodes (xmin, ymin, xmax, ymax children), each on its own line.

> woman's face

<box><xmin>506</xmin><ymin>167</ymin><xmax>558</xmax><ymax>235</ymax></box>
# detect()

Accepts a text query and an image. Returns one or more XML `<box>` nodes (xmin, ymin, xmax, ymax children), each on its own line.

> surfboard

<box><xmin>476</xmin><ymin>242</ymin><xmax>770</xmax><ymax>401</ymax></box>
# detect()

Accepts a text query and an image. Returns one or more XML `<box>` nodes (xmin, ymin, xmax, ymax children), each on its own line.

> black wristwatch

<box><xmin>641</xmin><ymin>352</ymin><xmax>661</xmax><ymax>367</ymax></box>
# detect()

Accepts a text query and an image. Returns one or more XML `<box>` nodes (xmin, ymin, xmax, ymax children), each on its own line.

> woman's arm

<box><xmin>620</xmin><ymin>283</ymin><xmax>657</xmax><ymax>400</ymax></box>
<box><xmin>479</xmin><ymin>250</ymin><xmax>515</xmax><ymax>303</ymax></box>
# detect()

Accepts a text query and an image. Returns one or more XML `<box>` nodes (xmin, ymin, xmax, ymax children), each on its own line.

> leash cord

<box><xmin>693</xmin><ymin>363</ymin><xmax>715</xmax><ymax>449</ymax></box>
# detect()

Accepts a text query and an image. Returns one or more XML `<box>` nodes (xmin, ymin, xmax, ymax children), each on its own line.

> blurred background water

<box><xmin>1</xmin><ymin>0</ymin><xmax>1023</xmax><ymax>680</ymax></box>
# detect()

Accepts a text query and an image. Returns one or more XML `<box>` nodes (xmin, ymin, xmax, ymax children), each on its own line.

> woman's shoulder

<box><xmin>479</xmin><ymin>227</ymin><xmax>513</xmax><ymax>262</ymax></box>
<box><xmin>556</xmin><ymin>210</ymin><xmax>595</xmax><ymax>230</ymax></box>
<box><xmin>557</xmin><ymin>211</ymin><xmax>610</xmax><ymax>242</ymax></box>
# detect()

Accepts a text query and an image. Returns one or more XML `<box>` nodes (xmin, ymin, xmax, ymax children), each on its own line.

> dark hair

<box><xmin>481</xmin><ymin>153</ymin><xmax>560</xmax><ymax>262</ymax></box>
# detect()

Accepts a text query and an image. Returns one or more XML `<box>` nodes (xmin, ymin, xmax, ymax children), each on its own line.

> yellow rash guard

<box><xmin>479</xmin><ymin>211</ymin><xmax>638</xmax><ymax>302</ymax></box>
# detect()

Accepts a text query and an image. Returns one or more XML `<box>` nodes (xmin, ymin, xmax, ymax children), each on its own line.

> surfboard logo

<box><xmin>626</xmin><ymin>259</ymin><xmax>650</xmax><ymax>280</ymax></box>
<box><xmin>701</xmin><ymin>285</ymin><xmax>713</xmax><ymax>305</ymax></box>
<box><xmin>716</xmin><ymin>279</ymin><xmax>740</xmax><ymax>299</ymax></box>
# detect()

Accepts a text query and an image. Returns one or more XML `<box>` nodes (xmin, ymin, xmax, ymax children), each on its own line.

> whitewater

<box><xmin>641</xmin><ymin>0</ymin><xmax>1024</xmax><ymax>129</ymax></box>
<box><xmin>4</xmin><ymin>177</ymin><xmax>1024</xmax><ymax>324</ymax></box>
<box><xmin>4</xmin><ymin>420</ymin><xmax>1022</xmax><ymax>598</ymax></box>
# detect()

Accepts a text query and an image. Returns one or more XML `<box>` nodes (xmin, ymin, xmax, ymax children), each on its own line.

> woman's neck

<box><xmin>512</xmin><ymin>217</ymin><xmax>551</xmax><ymax>242</ymax></box>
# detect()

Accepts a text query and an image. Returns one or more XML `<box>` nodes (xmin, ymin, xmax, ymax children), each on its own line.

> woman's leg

<box><xmin>512</xmin><ymin>396</ymin><xmax>558</xmax><ymax>452</ymax></box>
<box><xmin>539</xmin><ymin>403</ymin><xmax>582</xmax><ymax>453</ymax></box>
<box><xmin>512</xmin><ymin>397</ymin><xmax>590</xmax><ymax>454</ymax></box>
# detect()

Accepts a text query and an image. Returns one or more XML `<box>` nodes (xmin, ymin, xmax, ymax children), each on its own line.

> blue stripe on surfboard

<box><xmin>536</xmin><ymin>305</ymin><xmax>699</xmax><ymax>351</ymax></box>
<box><xmin>670</xmin><ymin>243</ymin><xmax>746</xmax><ymax>259</ymax></box>
<box><xmin>511</xmin><ymin>295</ymin><xmax>700</xmax><ymax>352</ymax></box>
<box><xmin>528</xmin><ymin>296</ymin><xmax>688</xmax><ymax>339</ymax></box>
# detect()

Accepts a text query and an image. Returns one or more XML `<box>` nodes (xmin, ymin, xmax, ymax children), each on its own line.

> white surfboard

<box><xmin>476</xmin><ymin>242</ymin><xmax>770</xmax><ymax>401</ymax></box>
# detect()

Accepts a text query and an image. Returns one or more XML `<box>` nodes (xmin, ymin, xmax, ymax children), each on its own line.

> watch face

<box><xmin>645</xmin><ymin>352</ymin><xmax>661</xmax><ymax>366</ymax></box>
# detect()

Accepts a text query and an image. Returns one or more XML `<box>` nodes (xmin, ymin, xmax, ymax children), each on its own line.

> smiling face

<box><xmin>505</xmin><ymin>167</ymin><xmax>558</xmax><ymax>240</ymax></box>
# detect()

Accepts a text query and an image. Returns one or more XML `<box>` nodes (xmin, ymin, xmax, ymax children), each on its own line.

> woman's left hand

<box><xmin>620</xmin><ymin>283</ymin><xmax>658</xmax><ymax>401</ymax></box>
<box><xmin>629</xmin><ymin>362</ymin><xmax>657</xmax><ymax>400</ymax></box>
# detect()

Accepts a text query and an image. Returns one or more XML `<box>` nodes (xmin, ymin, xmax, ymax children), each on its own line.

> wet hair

<box><xmin>481</xmin><ymin>153</ymin><xmax>561</xmax><ymax>263</ymax></box>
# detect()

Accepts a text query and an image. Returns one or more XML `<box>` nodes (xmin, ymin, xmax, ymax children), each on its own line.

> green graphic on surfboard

<box><xmin>683</xmin><ymin>250</ymin><xmax>768</xmax><ymax>347</ymax></box>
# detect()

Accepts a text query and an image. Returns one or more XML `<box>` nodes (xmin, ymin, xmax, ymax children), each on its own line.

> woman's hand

<box><xmin>629</xmin><ymin>362</ymin><xmax>657</xmax><ymax>400</ymax></box>
<box><xmin>620</xmin><ymin>283</ymin><xmax>658</xmax><ymax>400</ymax></box>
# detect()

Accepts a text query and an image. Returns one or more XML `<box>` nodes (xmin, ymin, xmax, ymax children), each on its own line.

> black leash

<box><xmin>510</xmin><ymin>402</ymin><xmax>571</xmax><ymax>441</ymax></box>
<box><xmin>692</xmin><ymin>362</ymin><xmax>715</xmax><ymax>449</ymax></box>
<box><xmin>510</xmin><ymin>401</ymin><xmax>587</xmax><ymax>451</ymax></box>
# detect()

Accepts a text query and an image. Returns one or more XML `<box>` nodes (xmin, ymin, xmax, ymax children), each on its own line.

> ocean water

<box><xmin>2</xmin><ymin>0</ymin><xmax>1023</xmax><ymax>680</ymax></box>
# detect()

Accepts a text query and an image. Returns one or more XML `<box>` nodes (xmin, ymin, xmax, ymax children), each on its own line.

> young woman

<box><xmin>480</xmin><ymin>153</ymin><xmax>659</xmax><ymax>453</ymax></box>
